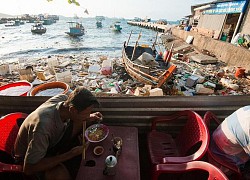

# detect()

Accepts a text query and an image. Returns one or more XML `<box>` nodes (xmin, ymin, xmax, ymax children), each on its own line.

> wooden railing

<box><xmin>0</xmin><ymin>95</ymin><xmax>250</xmax><ymax>133</ymax></box>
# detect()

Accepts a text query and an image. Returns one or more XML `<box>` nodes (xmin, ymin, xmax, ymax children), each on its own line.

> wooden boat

<box><xmin>110</xmin><ymin>21</ymin><xmax>122</xmax><ymax>32</ymax></box>
<box><xmin>31</xmin><ymin>23</ymin><xmax>46</xmax><ymax>34</ymax></box>
<box><xmin>65</xmin><ymin>21</ymin><xmax>85</xmax><ymax>37</ymax></box>
<box><xmin>122</xmin><ymin>40</ymin><xmax>176</xmax><ymax>88</ymax></box>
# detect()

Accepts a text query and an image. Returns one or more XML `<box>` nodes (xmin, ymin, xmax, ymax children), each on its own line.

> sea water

<box><xmin>0</xmin><ymin>17</ymin><xmax>160</xmax><ymax>63</ymax></box>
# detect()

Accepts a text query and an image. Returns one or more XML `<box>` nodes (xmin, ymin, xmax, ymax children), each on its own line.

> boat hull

<box><xmin>65</xmin><ymin>32</ymin><xmax>84</xmax><ymax>37</ymax></box>
<box><xmin>122</xmin><ymin>43</ymin><xmax>176</xmax><ymax>87</ymax></box>
<box><xmin>31</xmin><ymin>29</ymin><xmax>46</xmax><ymax>34</ymax></box>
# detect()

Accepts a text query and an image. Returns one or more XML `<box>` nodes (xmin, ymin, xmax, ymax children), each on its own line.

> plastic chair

<box><xmin>147</xmin><ymin>110</ymin><xmax>209</xmax><ymax>179</ymax></box>
<box><xmin>203</xmin><ymin>111</ymin><xmax>243</xmax><ymax>180</ymax></box>
<box><xmin>0</xmin><ymin>112</ymin><xmax>28</xmax><ymax>177</ymax></box>
<box><xmin>153</xmin><ymin>161</ymin><xmax>229</xmax><ymax>180</ymax></box>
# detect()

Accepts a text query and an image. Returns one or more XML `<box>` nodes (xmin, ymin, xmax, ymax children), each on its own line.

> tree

<box><xmin>47</xmin><ymin>0</ymin><xmax>80</xmax><ymax>6</ymax></box>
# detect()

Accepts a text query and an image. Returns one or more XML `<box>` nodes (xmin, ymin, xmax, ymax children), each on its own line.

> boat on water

<box><xmin>42</xmin><ymin>19</ymin><xmax>53</xmax><ymax>25</ymax></box>
<box><xmin>96</xmin><ymin>20</ymin><xmax>102</xmax><ymax>28</ymax></box>
<box><xmin>65</xmin><ymin>21</ymin><xmax>85</xmax><ymax>37</ymax></box>
<box><xmin>31</xmin><ymin>22</ymin><xmax>46</xmax><ymax>34</ymax></box>
<box><xmin>5</xmin><ymin>20</ymin><xmax>20</xmax><ymax>27</ymax></box>
<box><xmin>95</xmin><ymin>16</ymin><xmax>104</xmax><ymax>28</ymax></box>
<box><xmin>110</xmin><ymin>21</ymin><xmax>122</xmax><ymax>32</ymax></box>
<box><xmin>122</xmin><ymin>33</ymin><xmax>177</xmax><ymax>87</ymax></box>
<box><xmin>95</xmin><ymin>16</ymin><xmax>105</xmax><ymax>21</ymax></box>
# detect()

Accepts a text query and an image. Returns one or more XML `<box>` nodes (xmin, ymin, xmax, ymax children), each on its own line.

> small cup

<box><xmin>93</xmin><ymin>146</ymin><xmax>104</xmax><ymax>156</ymax></box>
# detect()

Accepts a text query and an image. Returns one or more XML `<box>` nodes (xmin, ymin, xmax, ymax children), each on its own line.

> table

<box><xmin>76</xmin><ymin>126</ymin><xmax>140</xmax><ymax>180</ymax></box>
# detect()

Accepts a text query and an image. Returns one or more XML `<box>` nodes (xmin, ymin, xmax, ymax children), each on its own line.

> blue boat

<box><xmin>110</xmin><ymin>21</ymin><xmax>122</xmax><ymax>32</ymax></box>
<box><xmin>96</xmin><ymin>21</ymin><xmax>102</xmax><ymax>28</ymax></box>
<box><xmin>43</xmin><ymin>19</ymin><xmax>53</xmax><ymax>25</ymax></box>
<box><xmin>65</xmin><ymin>22</ymin><xmax>85</xmax><ymax>37</ymax></box>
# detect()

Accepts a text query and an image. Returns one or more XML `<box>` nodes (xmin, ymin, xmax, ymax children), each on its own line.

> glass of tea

<box><xmin>112</xmin><ymin>137</ymin><xmax>122</xmax><ymax>156</ymax></box>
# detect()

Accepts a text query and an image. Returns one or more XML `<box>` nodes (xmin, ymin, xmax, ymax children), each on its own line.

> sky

<box><xmin>0</xmin><ymin>0</ymin><xmax>211</xmax><ymax>21</ymax></box>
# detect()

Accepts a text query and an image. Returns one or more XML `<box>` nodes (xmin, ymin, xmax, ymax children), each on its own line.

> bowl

<box><xmin>0</xmin><ymin>81</ymin><xmax>33</xmax><ymax>96</ymax></box>
<box><xmin>93</xmin><ymin>146</ymin><xmax>104</xmax><ymax>156</ymax></box>
<box><xmin>85</xmin><ymin>123</ymin><xmax>109</xmax><ymax>143</ymax></box>
<box><xmin>29</xmin><ymin>81</ymin><xmax>69</xmax><ymax>96</ymax></box>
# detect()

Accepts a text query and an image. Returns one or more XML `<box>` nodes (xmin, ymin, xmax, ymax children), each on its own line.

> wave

<box><xmin>0</xmin><ymin>46</ymin><xmax>122</xmax><ymax>61</ymax></box>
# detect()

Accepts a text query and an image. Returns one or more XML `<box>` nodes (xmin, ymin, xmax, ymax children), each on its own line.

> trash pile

<box><xmin>0</xmin><ymin>42</ymin><xmax>250</xmax><ymax>97</ymax></box>
<box><xmin>160</xmin><ymin>34</ymin><xmax>250</xmax><ymax>96</ymax></box>
<box><xmin>231</xmin><ymin>33</ymin><xmax>250</xmax><ymax>49</ymax></box>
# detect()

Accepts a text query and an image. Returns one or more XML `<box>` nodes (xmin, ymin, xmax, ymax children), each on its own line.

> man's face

<box><xmin>70</xmin><ymin>105</ymin><xmax>93</xmax><ymax>122</ymax></box>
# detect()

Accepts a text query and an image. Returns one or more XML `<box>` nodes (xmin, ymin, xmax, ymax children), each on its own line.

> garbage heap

<box><xmin>0</xmin><ymin>47</ymin><xmax>250</xmax><ymax>97</ymax></box>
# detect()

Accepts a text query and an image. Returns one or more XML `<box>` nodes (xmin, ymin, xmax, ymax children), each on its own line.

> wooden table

<box><xmin>76</xmin><ymin>126</ymin><xmax>140</xmax><ymax>180</ymax></box>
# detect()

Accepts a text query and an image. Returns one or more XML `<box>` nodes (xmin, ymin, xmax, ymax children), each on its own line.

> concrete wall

<box><xmin>172</xmin><ymin>28</ymin><xmax>250</xmax><ymax>71</ymax></box>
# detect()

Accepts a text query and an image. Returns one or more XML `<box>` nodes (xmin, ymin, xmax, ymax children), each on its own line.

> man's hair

<box><xmin>64</xmin><ymin>86</ymin><xmax>99</xmax><ymax>111</ymax></box>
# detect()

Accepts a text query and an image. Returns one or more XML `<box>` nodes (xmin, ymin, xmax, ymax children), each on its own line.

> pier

<box><xmin>127</xmin><ymin>21</ymin><xmax>171</xmax><ymax>32</ymax></box>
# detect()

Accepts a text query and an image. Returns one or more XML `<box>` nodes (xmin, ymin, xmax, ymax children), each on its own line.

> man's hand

<box><xmin>88</xmin><ymin>112</ymin><xmax>103</xmax><ymax>122</ymax></box>
<box><xmin>70</xmin><ymin>145</ymin><xmax>84</xmax><ymax>156</ymax></box>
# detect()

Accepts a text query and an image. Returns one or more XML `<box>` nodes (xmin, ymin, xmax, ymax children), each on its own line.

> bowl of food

<box><xmin>85</xmin><ymin>124</ymin><xmax>109</xmax><ymax>143</ymax></box>
<box><xmin>93</xmin><ymin>146</ymin><xmax>104</xmax><ymax>156</ymax></box>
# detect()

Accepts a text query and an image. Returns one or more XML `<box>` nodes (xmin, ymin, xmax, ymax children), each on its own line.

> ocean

<box><xmin>0</xmin><ymin>17</ymin><xmax>159</xmax><ymax>63</ymax></box>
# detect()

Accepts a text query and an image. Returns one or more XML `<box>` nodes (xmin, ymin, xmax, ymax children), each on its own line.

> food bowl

<box><xmin>93</xmin><ymin>146</ymin><xmax>104</xmax><ymax>156</ymax></box>
<box><xmin>29</xmin><ymin>81</ymin><xmax>69</xmax><ymax>96</ymax></box>
<box><xmin>85</xmin><ymin>124</ymin><xmax>109</xmax><ymax>143</ymax></box>
<box><xmin>0</xmin><ymin>81</ymin><xmax>33</xmax><ymax>96</ymax></box>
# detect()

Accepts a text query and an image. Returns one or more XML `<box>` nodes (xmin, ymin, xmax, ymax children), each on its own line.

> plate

<box><xmin>85</xmin><ymin>124</ymin><xmax>109</xmax><ymax>143</ymax></box>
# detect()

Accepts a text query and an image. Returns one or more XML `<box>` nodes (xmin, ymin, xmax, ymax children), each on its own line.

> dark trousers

<box><xmin>47</xmin><ymin>122</ymin><xmax>82</xmax><ymax>179</ymax></box>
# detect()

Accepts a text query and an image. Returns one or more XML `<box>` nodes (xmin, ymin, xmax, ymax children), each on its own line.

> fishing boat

<box><xmin>110</xmin><ymin>21</ymin><xmax>122</xmax><ymax>32</ymax></box>
<box><xmin>122</xmin><ymin>32</ymin><xmax>177</xmax><ymax>87</ymax></box>
<box><xmin>96</xmin><ymin>21</ymin><xmax>102</xmax><ymax>28</ymax></box>
<box><xmin>31</xmin><ymin>22</ymin><xmax>46</xmax><ymax>34</ymax></box>
<box><xmin>95</xmin><ymin>16</ymin><xmax>104</xmax><ymax>28</ymax></box>
<box><xmin>65</xmin><ymin>21</ymin><xmax>85</xmax><ymax>37</ymax></box>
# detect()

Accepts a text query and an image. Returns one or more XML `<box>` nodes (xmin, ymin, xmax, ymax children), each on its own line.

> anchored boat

<box><xmin>110</xmin><ymin>21</ymin><xmax>122</xmax><ymax>32</ymax></box>
<box><xmin>31</xmin><ymin>22</ymin><xmax>46</xmax><ymax>34</ymax></box>
<box><xmin>96</xmin><ymin>21</ymin><xmax>102</xmax><ymax>28</ymax></box>
<box><xmin>65</xmin><ymin>21</ymin><xmax>85</xmax><ymax>37</ymax></box>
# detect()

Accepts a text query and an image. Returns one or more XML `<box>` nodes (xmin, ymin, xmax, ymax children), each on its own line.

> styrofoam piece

<box><xmin>55</xmin><ymin>70</ymin><xmax>72</xmax><ymax>83</ymax></box>
<box><xmin>47</xmin><ymin>58</ymin><xmax>59</xmax><ymax>68</ymax></box>
<box><xmin>195</xmin><ymin>84</ymin><xmax>214</xmax><ymax>94</ymax></box>
<box><xmin>88</xmin><ymin>64</ymin><xmax>101</xmax><ymax>74</ymax></box>
<box><xmin>186</xmin><ymin>35</ymin><xmax>194</xmax><ymax>44</ymax></box>
<box><xmin>0</xmin><ymin>64</ymin><xmax>9</xmax><ymax>75</ymax></box>
<box><xmin>149</xmin><ymin>88</ymin><xmax>163</xmax><ymax>96</ymax></box>
<box><xmin>8</xmin><ymin>64</ymin><xmax>19</xmax><ymax>74</ymax></box>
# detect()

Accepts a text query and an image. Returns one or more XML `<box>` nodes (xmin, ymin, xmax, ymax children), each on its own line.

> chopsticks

<box><xmin>82</xmin><ymin>121</ymin><xmax>86</xmax><ymax>160</ymax></box>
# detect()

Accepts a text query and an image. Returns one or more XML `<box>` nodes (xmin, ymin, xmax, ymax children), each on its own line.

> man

<box><xmin>212</xmin><ymin>105</ymin><xmax>250</xmax><ymax>174</ymax></box>
<box><xmin>14</xmin><ymin>86</ymin><xmax>103</xmax><ymax>180</ymax></box>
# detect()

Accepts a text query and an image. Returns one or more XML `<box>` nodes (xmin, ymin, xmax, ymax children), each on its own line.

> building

<box><xmin>189</xmin><ymin>0</ymin><xmax>249</xmax><ymax>43</ymax></box>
